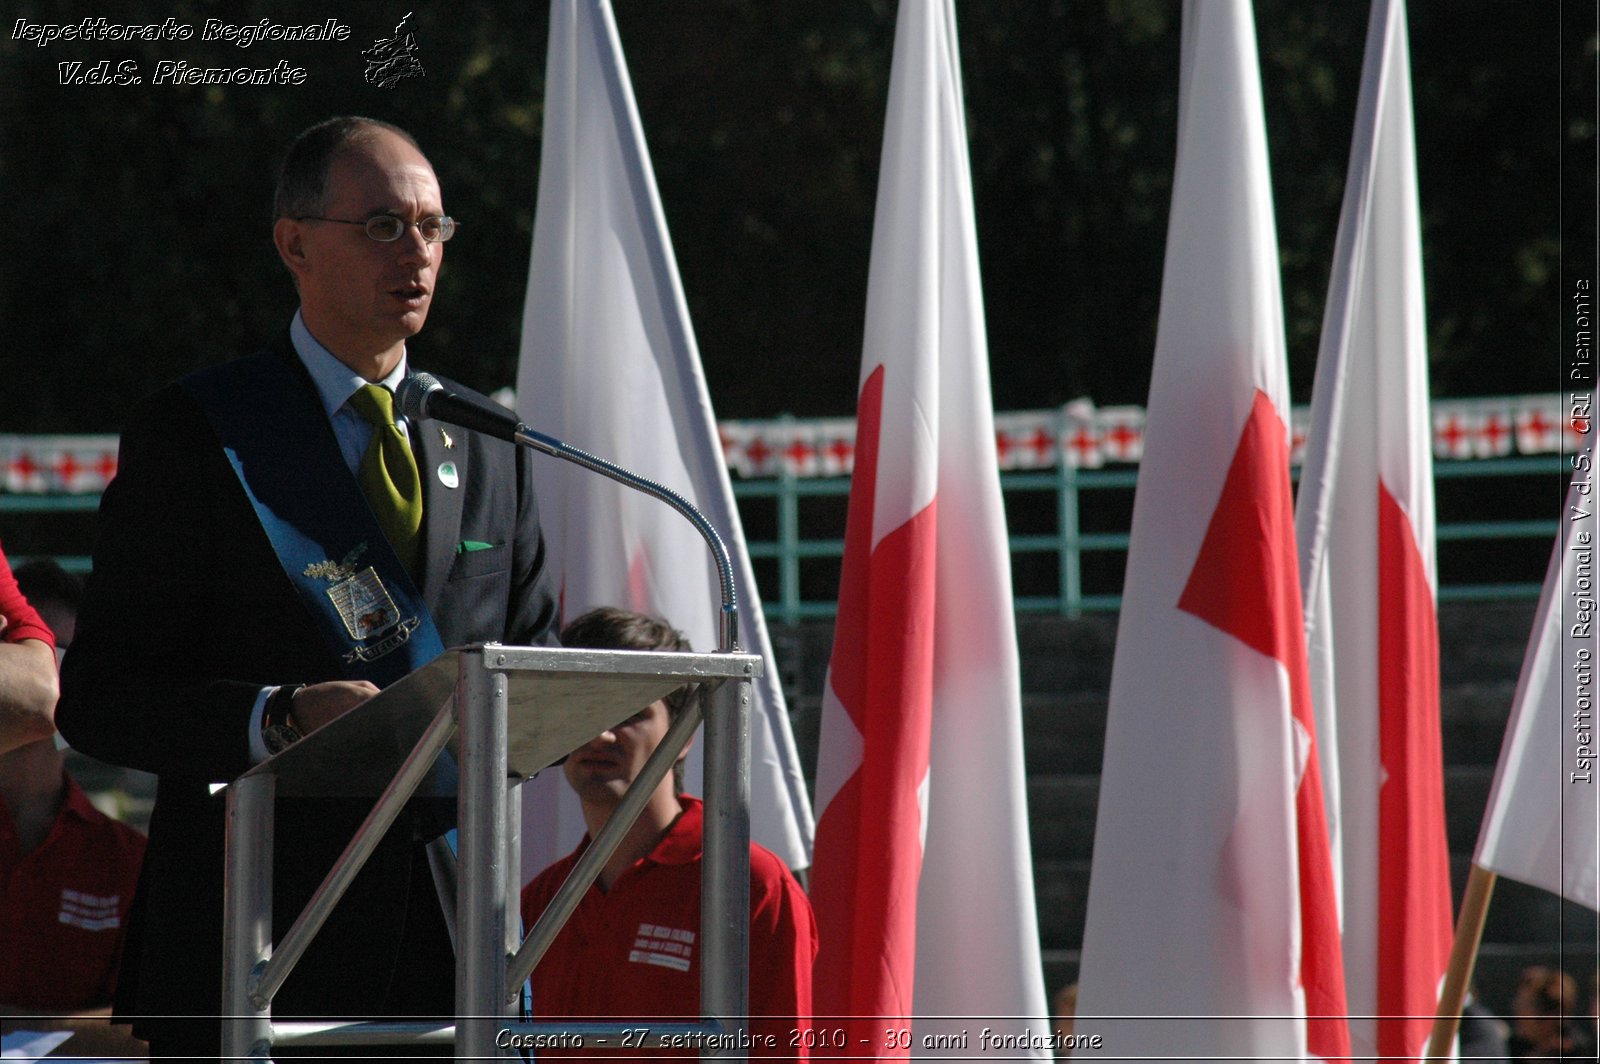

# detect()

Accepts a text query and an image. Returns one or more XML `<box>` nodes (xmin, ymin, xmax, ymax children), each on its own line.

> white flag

<box><xmin>808</xmin><ymin>0</ymin><xmax>1048</xmax><ymax>1054</ymax></box>
<box><xmin>515</xmin><ymin>0</ymin><xmax>813</xmax><ymax>874</ymax></box>
<box><xmin>1475</xmin><ymin>476</ymin><xmax>1600</xmax><ymax>911</ymax></box>
<box><xmin>1293</xmin><ymin>2</ymin><xmax>1453</xmax><ymax>1058</ymax></box>
<box><xmin>1076</xmin><ymin>2</ymin><xmax>1349</xmax><ymax>1058</ymax></box>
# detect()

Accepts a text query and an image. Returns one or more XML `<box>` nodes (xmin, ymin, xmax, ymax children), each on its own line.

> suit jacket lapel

<box><xmin>414</xmin><ymin>415</ymin><xmax>466</xmax><ymax>604</ymax></box>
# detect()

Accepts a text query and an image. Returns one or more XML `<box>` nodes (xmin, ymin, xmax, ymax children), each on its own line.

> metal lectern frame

<box><xmin>221</xmin><ymin>643</ymin><xmax>760</xmax><ymax>1060</ymax></box>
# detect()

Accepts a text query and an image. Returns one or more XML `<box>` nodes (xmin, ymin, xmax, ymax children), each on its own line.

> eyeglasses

<box><xmin>295</xmin><ymin>214</ymin><xmax>457</xmax><ymax>244</ymax></box>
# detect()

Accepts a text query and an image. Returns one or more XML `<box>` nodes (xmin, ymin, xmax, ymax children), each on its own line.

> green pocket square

<box><xmin>455</xmin><ymin>540</ymin><xmax>495</xmax><ymax>554</ymax></box>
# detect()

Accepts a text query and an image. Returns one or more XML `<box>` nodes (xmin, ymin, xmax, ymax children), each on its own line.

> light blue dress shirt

<box><xmin>289</xmin><ymin>309</ymin><xmax>412</xmax><ymax>474</ymax></box>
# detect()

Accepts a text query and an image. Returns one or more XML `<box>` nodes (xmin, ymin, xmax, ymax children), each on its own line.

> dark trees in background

<box><xmin>0</xmin><ymin>1</ymin><xmax>1589</xmax><ymax>433</ymax></box>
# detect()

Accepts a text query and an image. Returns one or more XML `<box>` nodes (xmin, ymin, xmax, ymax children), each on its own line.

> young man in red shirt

<box><xmin>521</xmin><ymin>607</ymin><xmax>816</xmax><ymax>1055</ymax></box>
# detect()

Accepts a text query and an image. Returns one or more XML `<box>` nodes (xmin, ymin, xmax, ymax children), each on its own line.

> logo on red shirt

<box><xmin>57</xmin><ymin>889</ymin><xmax>121</xmax><ymax>932</ymax></box>
<box><xmin>628</xmin><ymin>923</ymin><xmax>694</xmax><ymax>972</ymax></box>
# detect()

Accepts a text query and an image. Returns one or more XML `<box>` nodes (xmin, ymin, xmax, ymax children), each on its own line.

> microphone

<box><xmin>395</xmin><ymin>372</ymin><xmax>521</xmax><ymax>443</ymax></box>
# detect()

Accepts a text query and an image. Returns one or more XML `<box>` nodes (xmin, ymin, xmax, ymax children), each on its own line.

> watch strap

<box><xmin>262</xmin><ymin>684</ymin><xmax>305</xmax><ymax>754</ymax></box>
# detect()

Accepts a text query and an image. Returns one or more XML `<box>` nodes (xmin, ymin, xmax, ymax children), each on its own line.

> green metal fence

<box><xmin>1</xmin><ymin>454</ymin><xmax>1570</xmax><ymax>621</ymax></box>
<box><xmin>730</xmin><ymin>455</ymin><xmax>1569</xmax><ymax>623</ymax></box>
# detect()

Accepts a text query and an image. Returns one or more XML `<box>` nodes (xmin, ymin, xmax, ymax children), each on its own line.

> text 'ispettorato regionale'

<box><xmin>13</xmin><ymin>18</ymin><xmax>353</xmax><ymax>86</ymax></box>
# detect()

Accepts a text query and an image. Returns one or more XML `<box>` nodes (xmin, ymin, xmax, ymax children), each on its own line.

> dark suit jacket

<box><xmin>56</xmin><ymin>337</ymin><xmax>559</xmax><ymax>1046</ymax></box>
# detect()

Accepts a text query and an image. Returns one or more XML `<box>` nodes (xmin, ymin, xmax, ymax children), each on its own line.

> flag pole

<box><xmin>1423</xmin><ymin>864</ymin><xmax>1499</xmax><ymax>1061</ymax></box>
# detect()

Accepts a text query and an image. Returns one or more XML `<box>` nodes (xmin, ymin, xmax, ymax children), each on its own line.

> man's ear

<box><xmin>272</xmin><ymin>217</ymin><xmax>309</xmax><ymax>279</ymax></box>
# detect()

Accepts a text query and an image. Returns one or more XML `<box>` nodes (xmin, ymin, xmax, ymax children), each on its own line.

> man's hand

<box><xmin>288</xmin><ymin>680</ymin><xmax>380</xmax><ymax>735</ymax></box>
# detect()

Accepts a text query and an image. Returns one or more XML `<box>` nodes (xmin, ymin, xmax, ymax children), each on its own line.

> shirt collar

<box><xmin>59</xmin><ymin>772</ymin><xmax>101</xmax><ymax>825</ymax></box>
<box><xmin>0</xmin><ymin>771</ymin><xmax>99</xmax><ymax>849</ymax></box>
<box><xmin>646</xmin><ymin>795</ymin><xmax>704</xmax><ymax>866</ymax></box>
<box><xmin>570</xmin><ymin>795</ymin><xmax>705</xmax><ymax>871</ymax></box>
<box><xmin>289</xmin><ymin>309</ymin><xmax>409</xmax><ymax>418</ymax></box>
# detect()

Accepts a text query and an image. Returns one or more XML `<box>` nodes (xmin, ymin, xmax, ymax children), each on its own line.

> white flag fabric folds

<box><xmin>515</xmin><ymin>0</ymin><xmax>813</xmax><ymax>874</ymax></box>
<box><xmin>1475</xmin><ymin>477</ymin><xmax>1600</xmax><ymax>911</ymax></box>
<box><xmin>1077</xmin><ymin>2</ymin><xmax>1350</xmax><ymax>1059</ymax></box>
<box><xmin>1294</xmin><ymin>2</ymin><xmax>1453</xmax><ymax>1058</ymax></box>
<box><xmin>808</xmin><ymin>0</ymin><xmax>1048</xmax><ymax>1055</ymax></box>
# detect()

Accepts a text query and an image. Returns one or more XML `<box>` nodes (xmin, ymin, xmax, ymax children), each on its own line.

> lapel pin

<box><xmin>440</xmin><ymin>428</ymin><xmax>454</xmax><ymax>450</ymax></box>
<box><xmin>437</xmin><ymin>461</ymin><xmax>459</xmax><ymax>489</ymax></box>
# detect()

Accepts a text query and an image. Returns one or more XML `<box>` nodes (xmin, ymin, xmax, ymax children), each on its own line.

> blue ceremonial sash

<box><xmin>181</xmin><ymin>349</ymin><xmax>446</xmax><ymax>689</ymax></box>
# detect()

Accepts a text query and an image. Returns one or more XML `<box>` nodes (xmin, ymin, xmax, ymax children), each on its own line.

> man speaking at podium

<box><xmin>57</xmin><ymin>116</ymin><xmax>559</xmax><ymax>1058</ymax></box>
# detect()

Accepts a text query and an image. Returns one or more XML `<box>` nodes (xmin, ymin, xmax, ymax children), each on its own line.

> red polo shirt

<box><xmin>0</xmin><ymin>773</ymin><xmax>146</xmax><ymax>1011</ymax></box>
<box><xmin>520</xmin><ymin>797</ymin><xmax>817</xmax><ymax>1056</ymax></box>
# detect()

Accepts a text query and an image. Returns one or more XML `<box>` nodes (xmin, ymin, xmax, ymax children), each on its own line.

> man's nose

<box><xmin>395</xmin><ymin>222</ymin><xmax>433</xmax><ymax>263</ymax></box>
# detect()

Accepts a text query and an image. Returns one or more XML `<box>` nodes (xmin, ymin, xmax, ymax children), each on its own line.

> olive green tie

<box><xmin>348</xmin><ymin>384</ymin><xmax>422</xmax><ymax>573</ymax></box>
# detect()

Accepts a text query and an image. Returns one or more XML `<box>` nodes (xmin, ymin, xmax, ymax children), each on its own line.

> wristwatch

<box><xmin>262</xmin><ymin>684</ymin><xmax>305</xmax><ymax>755</ymax></box>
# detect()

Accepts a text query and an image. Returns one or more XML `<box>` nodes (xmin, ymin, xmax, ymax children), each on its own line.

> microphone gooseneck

<box><xmin>396</xmin><ymin>372</ymin><xmax>740</xmax><ymax>653</ymax></box>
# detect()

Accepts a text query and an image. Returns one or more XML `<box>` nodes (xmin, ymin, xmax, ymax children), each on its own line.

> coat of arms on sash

<box><xmin>304</xmin><ymin>544</ymin><xmax>419</xmax><ymax>663</ymax></box>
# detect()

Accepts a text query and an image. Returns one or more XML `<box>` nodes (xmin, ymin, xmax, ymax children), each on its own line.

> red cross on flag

<box><xmin>1432</xmin><ymin>408</ymin><xmax>1474</xmax><ymax>459</ymax></box>
<box><xmin>809</xmin><ymin>0</ymin><xmax>1048</xmax><ymax>1053</ymax></box>
<box><xmin>1098</xmin><ymin>407</ymin><xmax>1145</xmax><ymax>463</ymax></box>
<box><xmin>10</xmin><ymin>453</ymin><xmax>46</xmax><ymax>493</ymax></box>
<box><xmin>1293</xmin><ymin>2</ymin><xmax>1452</xmax><ymax>1058</ymax></box>
<box><xmin>819</xmin><ymin>424</ymin><xmax>856</xmax><ymax>477</ymax></box>
<box><xmin>1077</xmin><ymin>2</ymin><xmax>1349</xmax><ymax>1058</ymax></box>
<box><xmin>1513</xmin><ymin>400</ymin><xmax>1561</xmax><ymax>453</ymax></box>
<box><xmin>1473</xmin><ymin>408</ymin><xmax>1515</xmax><ymax>458</ymax></box>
